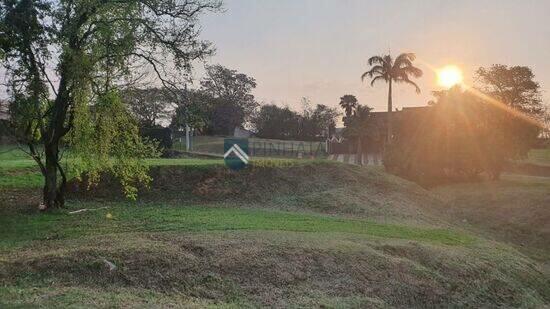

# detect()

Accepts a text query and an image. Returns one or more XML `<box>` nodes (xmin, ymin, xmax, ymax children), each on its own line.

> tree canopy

<box><xmin>0</xmin><ymin>0</ymin><xmax>222</xmax><ymax>209</ymax></box>
<box><xmin>252</xmin><ymin>101</ymin><xmax>339</xmax><ymax>141</ymax></box>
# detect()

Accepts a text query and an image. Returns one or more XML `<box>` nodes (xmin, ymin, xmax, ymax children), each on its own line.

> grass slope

<box><xmin>1</xmin><ymin>149</ymin><xmax>549</xmax><ymax>307</ymax></box>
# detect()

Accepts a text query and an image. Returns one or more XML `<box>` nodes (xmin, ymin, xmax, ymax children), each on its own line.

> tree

<box><xmin>170</xmin><ymin>89</ymin><xmax>212</xmax><ymax>132</ymax></box>
<box><xmin>343</xmin><ymin>105</ymin><xmax>372</xmax><ymax>165</ymax></box>
<box><xmin>252</xmin><ymin>104</ymin><xmax>300</xmax><ymax>140</ymax></box>
<box><xmin>252</xmin><ymin>102</ymin><xmax>339</xmax><ymax>141</ymax></box>
<box><xmin>361</xmin><ymin>53</ymin><xmax>422</xmax><ymax>143</ymax></box>
<box><xmin>0</xmin><ymin>0</ymin><xmax>221</xmax><ymax>210</ymax></box>
<box><xmin>339</xmin><ymin>94</ymin><xmax>358</xmax><ymax>118</ymax></box>
<box><xmin>308</xmin><ymin>104</ymin><xmax>339</xmax><ymax>138</ymax></box>
<box><xmin>200</xmin><ymin>64</ymin><xmax>258</xmax><ymax>134</ymax></box>
<box><xmin>121</xmin><ymin>87</ymin><xmax>174</xmax><ymax>128</ymax></box>
<box><xmin>385</xmin><ymin>85</ymin><xmax>541</xmax><ymax>184</ymax></box>
<box><xmin>475</xmin><ymin>65</ymin><xmax>544</xmax><ymax>117</ymax></box>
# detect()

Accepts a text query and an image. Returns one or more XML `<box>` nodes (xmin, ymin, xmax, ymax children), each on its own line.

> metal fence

<box><xmin>172</xmin><ymin>133</ymin><xmax>327</xmax><ymax>159</ymax></box>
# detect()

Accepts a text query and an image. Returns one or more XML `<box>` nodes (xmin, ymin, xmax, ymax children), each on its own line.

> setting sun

<box><xmin>437</xmin><ymin>65</ymin><xmax>463</xmax><ymax>88</ymax></box>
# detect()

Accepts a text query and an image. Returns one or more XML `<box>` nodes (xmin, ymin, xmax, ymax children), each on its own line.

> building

<box><xmin>327</xmin><ymin>106</ymin><xmax>431</xmax><ymax>165</ymax></box>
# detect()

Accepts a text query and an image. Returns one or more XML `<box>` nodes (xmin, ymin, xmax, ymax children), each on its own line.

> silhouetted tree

<box><xmin>385</xmin><ymin>85</ymin><xmax>541</xmax><ymax>184</ymax></box>
<box><xmin>475</xmin><ymin>65</ymin><xmax>544</xmax><ymax>117</ymax></box>
<box><xmin>252</xmin><ymin>103</ymin><xmax>338</xmax><ymax>141</ymax></box>
<box><xmin>361</xmin><ymin>53</ymin><xmax>422</xmax><ymax>143</ymax></box>
<box><xmin>339</xmin><ymin>94</ymin><xmax>358</xmax><ymax>118</ymax></box>
<box><xmin>252</xmin><ymin>105</ymin><xmax>300</xmax><ymax>139</ymax></box>
<box><xmin>200</xmin><ymin>64</ymin><xmax>258</xmax><ymax>133</ymax></box>
<box><xmin>343</xmin><ymin>105</ymin><xmax>372</xmax><ymax>165</ymax></box>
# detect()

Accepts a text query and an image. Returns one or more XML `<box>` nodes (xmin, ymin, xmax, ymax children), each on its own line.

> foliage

<box><xmin>251</xmin><ymin>104</ymin><xmax>300</xmax><ymax>139</ymax></box>
<box><xmin>120</xmin><ymin>87</ymin><xmax>175</xmax><ymax>127</ymax></box>
<box><xmin>0</xmin><ymin>0</ymin><xmax>221</xmax><ymax>208</ymax></box>
<box><xmin>252</xmin><ymin>101</ymin><xmax>339</xmax><ymax>141</ymax></box>
<box><xmin>475</xmin><ymin>65</ymin><xmax>544</xmax><ymax>116</ymax></box>
<box><xmin>384</xmin><ymin>86</ymin><xmax>541</xmax><ymax>185</ymax></box>
<box><xmin>69</xmin><ymin>91</ymin><xmax>159</xmax><ymax>200</ymax></box>
<box><xmin>339</xmin><ymin>94</ymin><xmax>358</xmax><ymax>118</ymax></box>
<box><xmin>203</xmin><ymin>64</ymin><xmax>258</xmax><ymax>134</ymax></box>
<box><xmin>171</xmin><ymin>65</ymin><xmax>258</xmax><ymax>135</ymax></box>
<box><xmin>343</xmin><ymin>105</ymin><xmax>373</xmax><ymax>164</ymax></box>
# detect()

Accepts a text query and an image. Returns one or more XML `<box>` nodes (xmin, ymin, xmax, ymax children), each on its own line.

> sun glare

<box><xmin>437</xmin><ymin>65</ymin><xmax>463</xmax><ymax>88</ymax></box>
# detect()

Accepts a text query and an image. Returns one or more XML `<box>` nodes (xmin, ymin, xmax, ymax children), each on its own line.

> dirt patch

<box><xmin>0</xmin><ymin>188</ymin><xmax>41</xmax><ymax>214</ymax></box>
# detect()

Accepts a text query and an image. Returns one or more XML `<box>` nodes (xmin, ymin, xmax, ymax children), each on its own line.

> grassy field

<box><xmin>1</xmin><ymin>144</ymin><xmax>549</xmax><ymax>307</ymax></box>
<box><xmin>522</xmin><ymin>148</ymin><xmax>550</xmax><ymax>166</ymax></box>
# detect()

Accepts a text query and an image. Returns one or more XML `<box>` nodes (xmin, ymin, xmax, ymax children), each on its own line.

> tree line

<box><xmin>123</xmin><ymin>65</ymin><xmax>340</xmax><ymax>141</ymax></box>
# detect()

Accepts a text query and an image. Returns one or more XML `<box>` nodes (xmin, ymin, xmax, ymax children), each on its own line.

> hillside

<box><xmin>1</xmin><ymin>159</ymin><xmax>549</xmax><ymax>307</ymax></box>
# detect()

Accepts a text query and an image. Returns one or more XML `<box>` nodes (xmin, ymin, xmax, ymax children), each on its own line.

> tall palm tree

<box><xmin>361</xmin><ymin>53</ymin><xmax>422</xmax><ymax>143</ymax></box>
<box><xmin>339</xmin><ymin>94</ymin><xmax>358</xmax><ymax>118</ymax></box>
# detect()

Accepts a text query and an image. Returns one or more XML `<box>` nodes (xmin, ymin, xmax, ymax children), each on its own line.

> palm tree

<box><xmin>339</xmin><ymin>94</ymin><xmax>358</xmax><ymax>118</ymax></box>
<box><xmin>361</xmin><ymin>53</ymin><xmax>422</xmax><ymax>143</ymax></box>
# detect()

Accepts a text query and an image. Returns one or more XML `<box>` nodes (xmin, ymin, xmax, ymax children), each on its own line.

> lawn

<box><xmin>1</xmin><ymin>143</ymin><xmax>549</xmax><ymax>307</ymax></box>
<box><xmin>523</xmin><ymin>148</ymin><xmax>550</xmax><ymax>166</ymax></box>
<box><xmin>0</xmin><ymin>202</ymin><xmax>474</xmax><ymax>249</ymax></box>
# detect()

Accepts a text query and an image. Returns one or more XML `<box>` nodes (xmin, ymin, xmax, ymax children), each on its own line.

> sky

<box><xmin>197</xmin><ymin>0</ymin><xmax>550</xmax><ymax>113</ymax></box>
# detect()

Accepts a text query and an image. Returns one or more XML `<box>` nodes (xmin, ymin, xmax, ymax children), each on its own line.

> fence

<box><xmin>172</xmin><ymin>133</ymin><xmax>327</xmax><ymax>159</ymax></box>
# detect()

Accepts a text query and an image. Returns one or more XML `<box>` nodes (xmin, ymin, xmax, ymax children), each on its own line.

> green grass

<box><xmin>1</xmin><ymin>144</ymin><xmax>549</xmax><ymax>307</ymax></box>
<box><xmin>523</xmin><ymin>148</ymin><xmax>550</xmax><ymax>166</ymax></box>
<box><xmin>0</xmin><ymin>203</ymin><xmax>474</xmax><ymax>248</ymax></box>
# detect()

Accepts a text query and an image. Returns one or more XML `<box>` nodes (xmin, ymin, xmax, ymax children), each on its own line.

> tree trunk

<box><xmin>356</xmin><ymin>137</ymin><xmax>363</xmax><ymax>165</ymax></box>
<box><xmin>387</xmin><ymin>79</ymin><xmax>393</xmax><ymax>144</ymax></box>
<box><xmin>43</xmin><ymin>141</ymin><xmax>60</xmax><ymax>209</ymax></box>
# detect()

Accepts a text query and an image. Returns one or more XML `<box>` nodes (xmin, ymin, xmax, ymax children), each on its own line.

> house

<box><xmin>327</xmin><ymin>106</ymin><xmax>432</xmax><ymax>165</ymax></box>
<box><xmin>233</xmin><ymin>127</ymin><xmax>254</xmax><ymax>138</ymax></box>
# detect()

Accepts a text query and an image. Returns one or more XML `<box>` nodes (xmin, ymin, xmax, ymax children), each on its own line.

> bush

<box><xmin>385</xmin><ymin>88</ymin><xmax>540</xmax><ymax>186</ymax></box>
<box><xmin>140</xmin><ymin>127</ymin><xmax>172</xmax><ymax>150</ymax></box>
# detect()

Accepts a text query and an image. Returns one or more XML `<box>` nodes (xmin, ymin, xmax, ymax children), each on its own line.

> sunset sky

<box><xmin>198</xmin><ymin>0</ymin><xmax>550</xmax><ymax>113</ymax></box>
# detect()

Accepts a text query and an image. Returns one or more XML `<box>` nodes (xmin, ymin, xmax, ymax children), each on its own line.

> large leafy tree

<box><xmin>199</xmin><ymin>64</ymin><xmax>258</xmax><ymax>134</ymax></box>
<box><xmin>0</xmin><ymin>0</ymin><xmax>221</xmax><ymax>210</ymax></box>
<box><xmin>252</xmin><ymin>104</ymin><xmax>300</xmax><ymax>140</ymax></box>
<box><xmin>361</xmin><ymin>53</ymin><xmax>422</xmax><ymax>143</ymax></box>
<box><xmin>386</xmin><ymin>85</ymin><xmax>541</xmax><ymax>184</ymax></box>
<box><xmin>475</xmin><ymin>64</ymin><xmax>544</xmax><ymax>117</ymax></box>
<box><xmin>121</xmin><ymin>87</ymin><xmax>175</xmax><ymax>128</ymax></box>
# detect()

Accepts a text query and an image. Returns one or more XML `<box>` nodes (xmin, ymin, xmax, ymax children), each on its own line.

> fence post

<box><xmin>185</xmin><ymin>124</ymin><xmax>190</xmax><ymax>151</ymax></box>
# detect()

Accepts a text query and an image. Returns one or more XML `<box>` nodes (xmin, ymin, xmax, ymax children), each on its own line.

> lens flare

<box><xmin>437</xmin><ymin>65</ymin><xmax>463</xmax><ymax>88</ymax></box>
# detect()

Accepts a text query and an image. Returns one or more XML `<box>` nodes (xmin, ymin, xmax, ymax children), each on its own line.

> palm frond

<box><xmin>395</xmin><ymin>77</ymin><xmax>421</xmax><ymax>94</ymax></box>
<box><xmin>395</xmin><ymin>53</ymin><xmax>416</xmax><ymax>64</ymax></box>
<box><xmin>401</xmin><ymin>66</ymin><xmax>423</xmax><ymax>78</ymax></box>
<box><xmin>370</xmin><ymin>75</ymin><xmax>386</xmax><ymax>87</ymax></box>
<box><xmin>367</xmin><ymin>55</ymin><xmax>385</xmax><ymax>66</ymax></box>
<box><xmin>361</xmin><ymin>67</ymin><xmax>384</xmax><ymax>81</ymax></box>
